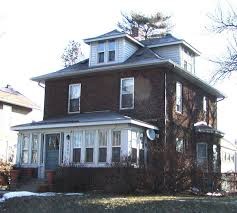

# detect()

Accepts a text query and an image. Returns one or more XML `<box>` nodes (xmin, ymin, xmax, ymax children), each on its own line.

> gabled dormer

<box><xmin>141</xmin><ymin>34</ymin><xmax>201</xmax><ymax>74</ymax></box>
<box><xmin>84</xmin><ymin>30</ymin><xmax>144</xmax><ymax>67</ymax></box>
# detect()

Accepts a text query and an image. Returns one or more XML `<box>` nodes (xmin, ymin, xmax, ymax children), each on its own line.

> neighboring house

<box><xmin>0</xmin><ymin>85</ymin><xmax>40</xmax><ymax>163</ymax></box>
<box><xmin>12</xmin><ymin>30</ymin><xmax>225</xmax><ymax>179</ymax></box>
<box><xmin>220</xmin><ymin>138</ymin><xmax>237</xmax><ymax>173</ymax></box>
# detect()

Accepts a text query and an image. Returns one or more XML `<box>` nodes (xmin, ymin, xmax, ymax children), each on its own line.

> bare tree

<box><xmin>209</xmin><ymin>4</ymin><xmax>237</xmax><ymax>82</ymax></box>
<box><xmin>118</xmin><ymin>11</ymin><xmax>172</xmax><ymax>40</ymax></box>
<box><xmin>61</xmin><ymin>40</ymin><xmax>84</xmax><ymax>67</ymax></box>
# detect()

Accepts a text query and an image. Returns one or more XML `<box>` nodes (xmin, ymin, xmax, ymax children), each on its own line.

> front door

<box><xmin>45</xmin><ymin>134</ymin><xmax>60</xmax><ymax>170</ymax></box>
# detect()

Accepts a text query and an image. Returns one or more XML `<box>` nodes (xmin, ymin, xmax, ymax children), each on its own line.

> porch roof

<box><xmin>194</xmin><ymin>124</ymin><xmax>224</xmax><ymax>137</ymax></box>
<box><xmin>11</xmin><ymin>111</ymin><xmax>158</xmax><ymax>131</ymax></box>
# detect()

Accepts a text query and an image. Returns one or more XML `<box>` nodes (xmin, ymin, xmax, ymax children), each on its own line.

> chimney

<box><xmin>130</xmin><ymin>26</ymin><xmax>139</xmax><ymax>38</ymax></box>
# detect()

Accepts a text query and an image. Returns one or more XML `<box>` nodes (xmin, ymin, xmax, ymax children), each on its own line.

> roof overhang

<box><xmin>84</xmin><ymin>34</ymin><xmax>144</xmax><ymax>47</ymax></box>
<box><xmin>11</xmin><ymin>118</ymin><xmax>158</xmax><ymax>131</ymax></box>
<box><xmin>147</xmin><ymin>40</ymin><xmax>201</xmax><ymax>56</ymax></box>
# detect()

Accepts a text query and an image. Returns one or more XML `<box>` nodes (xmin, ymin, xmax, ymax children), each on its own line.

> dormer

<box><xmin>84</xmin><ymin>30</ymin><xmax>144</xmax><ymax>67</ymax></box>
<box><xmin>141</xmin><ymin>34</ymin><xmax>201</xmax><ymax>74</ymax></box>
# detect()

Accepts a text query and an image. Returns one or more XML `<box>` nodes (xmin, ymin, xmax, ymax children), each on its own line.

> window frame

<box><xmin>98</xmin><ymin>130</ymin><xmax>108</xmax><ymax>163</ymax></box>
<box><xmin>176</xmin><ymin>81</ymin><xmax>183</xmax><ymax>113</ymax></box>
<box><xmin>68</xmin><ymin>83</ymin><xmax>81</xmax><ymax>114</ymax></box>
<box><xmin>108</xmin><ymin>40</ymin><xmax>116</xmax><ymax>62</ymax></box>
<box><xmin>85</xmin><ymin>130</ymin><xmax>95</xmax><ymax>163</ymax></box>
<box><xmin>120</xmin><ymin>77</ymin><xmax>135</xmax><ymax>110</ymax></box>
<box><xmin>112</xmin><ymin>131</ymin><xmax>121</xmax><ymax>163</ymax></box>
<box><xmin>72</xmin><ymin>131</ymin><xmax>83</xmax><ymax>163</ymax></box>
<box><xmin>97</xmin><ymin>41</ymin><xmax>105</xmax><ymax>64</ymax></box>
<box><xmin>21</xmin><ymin>134</ymin><xmax>30</xmax><ymax>164</ymax></box>
<box><xmin>31</xmin><ymin>134</ymin><xmax>39</xmax><ymax>164</ymax></box>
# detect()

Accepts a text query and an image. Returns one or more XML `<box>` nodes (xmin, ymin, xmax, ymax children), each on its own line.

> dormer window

<box><xmin>108</xmin><ymin>40</ymin><xmax>115</xmax><ymax>62</ymax></box>
<box><xmin>97</xmin><ymin>41</ymin><xmax>105</xmax><ymax>63</ymax></box>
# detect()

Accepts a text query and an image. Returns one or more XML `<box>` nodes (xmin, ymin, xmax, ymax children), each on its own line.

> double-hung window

<box><xmin>73</xmin><ymin>131</ymin><xmax>83</xmax><ymax>163</ymax></box>
<box><xmin>176</xmin><ymin>82</ymin><xmax>182</xmax><ymax>113</ymax></box>
<box><xmin>108</xmin><ymin>40</ymin><xmax>115</xmax><ymax>62</ymax></box>
<box><xmin>31</xmin><ymin>134</ymin><xmax>39</xmax><ymax>164</ymax></box>
<box><xmin>112</xmin><ymin>131</ymin><xmax>121</xmax><ymax>162</ymax></box>
<box><xmin>98</xmin><ymin>41</ymin><xmax>105</xmax><ymax>63</ymax></box>
<box><xmin>22</xmin><ymin>134</ymin><xmax>30</xmax><ymax>164</ymax></box>
<box><xmin>203</xmin><ymin>96</ymin><xmax>207</xmax><ymax>113</ymax></box>
<box><xmin>68</xmin><ymin>84</ymin><xmax>81</xmax><ymax>113</ymax></box>
<box><xmin>120</xmin><ymin>77</ymin><xmax>134</xmax><ymax>109</ymax></box>
<box><xmin>131</xmin><ymin>131</ymin><xmax>138</xmax><ymax>163</ymax></box>
<box><xmin>98</xmin><ymin>130</ymin><xmax>108</xmax><ymax>163</ymax></box>
<box><xmin>197</xmin><ymin>143</ymin><xmax>208</xmax><ymax>170</ymax></box>
<box><xmin>85</xmin><ymin>131</ymin><xmax>95</xmax><ymax>163</ymax></box>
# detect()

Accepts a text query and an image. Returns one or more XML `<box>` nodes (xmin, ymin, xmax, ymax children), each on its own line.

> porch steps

<box><xmin>10</xmin><ymin>178</ymin><xmax>47</xmax><ymax>192</ymax></box>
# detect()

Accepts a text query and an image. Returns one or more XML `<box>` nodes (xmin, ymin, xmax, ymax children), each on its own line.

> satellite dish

<box><xmin>146</xmin><ymin>129</ymin><xmax>156</xmax><ymax>140</ymax></box>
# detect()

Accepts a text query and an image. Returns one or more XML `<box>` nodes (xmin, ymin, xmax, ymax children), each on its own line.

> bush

<box><xmin>0</xmin><ymin>160</ymin><xmax>11</xmax><ymax>186</ymax></box>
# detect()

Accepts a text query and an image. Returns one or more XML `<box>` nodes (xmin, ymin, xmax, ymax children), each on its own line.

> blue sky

<box><xmin>0</xmin><ymin>0</ymin><xmax>236</xmax><ymax>141</ymax></box>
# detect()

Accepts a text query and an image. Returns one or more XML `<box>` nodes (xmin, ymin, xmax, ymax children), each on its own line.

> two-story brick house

<box><xmin>12</xmin><ymin>30</ymin><xmax>225</xmax><ymax>179</ymax></box>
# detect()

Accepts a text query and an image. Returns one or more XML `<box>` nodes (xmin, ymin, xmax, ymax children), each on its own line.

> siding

<box><xmin>152</xmin><ymin>45</ymin><xmax>181</xmax><ymax>65</ymax></box>
<box><xmin>180</xmin><ymin>46</ymin><xmax>196</xmax><ymax>74</ymax></box>
<box><xmin>123</xmin><ymin>38</ymin><xmax>138</xmax><ymax>61</ymax></box>
<box><xmin>89</xmin><ymin>42</ymin><xmax>98</xmax><ymax>67</ymax></box>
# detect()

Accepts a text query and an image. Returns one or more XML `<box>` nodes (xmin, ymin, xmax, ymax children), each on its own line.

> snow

<box><xmin>0</xmin><ymin>191</ymin><xmax>83</xmax><ymax>202</ymax></box>
<box><xmin>206</xmin><ymin>192</ymin><xmax>223</xmax><ymax>197</ymax></box>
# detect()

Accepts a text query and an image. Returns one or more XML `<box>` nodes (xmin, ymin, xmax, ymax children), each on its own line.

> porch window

<box><xmin>131</xmin><ymin>131</ymin><xmax>137</xmax><ymax>163</ymax></box>
<box><xmin>68</xmin><ymin>84</ymin><xmax>81</xmax><ymax>113</ymax></box>
<box><xmin>112</xmin><ymin>131</ymin><xmax>121</xmax><ymax>162</ymax></box>
<box><xmin>120</xmin><ymin>77</ymin><xmax>134</xmax><ymax>109</ymax></box>
<box><xmin>197</xmin><ymin>143</ymin><xmax>208</xmax><ymax>170</ymax></box>
<box><xmin>108</xmin><ymin>40</ymin><xmax>115</xmax><ymax>62</ymax></box>
<box><xmin>73</xmin><ymin>131</ymin><xmax>83</xmax><ymax>163</ymax></box>
<box><xmin>176</xmin><ymin>138</ymin><xmax>184</xmax><ymax>153</ymax></box>
<box><xmin>22</xmin><ymin>134</ymin><xmax>30</xmax><ymax>164</ymax></box>
<box><xmin>176</xmin><ymin>82</ymin><xmax>182</xmax><ymax>113</ymax></box>
<box><xmin>98</xmin><ymin>130</ymin><xmax>108</xmax><ymax>163</ymax></box>
<box><xmin>85</xmin><ymin>131</ymin><xmax>95</xmax><ymax>163</ymax></box>
<box><xmin>31</xmin><ymin>134</ymin><xmax>39</xmax><ymax>164</ymax></box>
<box><xmin>97</xmin><ymin>41</ymin><xmax>105</xmax><ymax>63</ymax></box>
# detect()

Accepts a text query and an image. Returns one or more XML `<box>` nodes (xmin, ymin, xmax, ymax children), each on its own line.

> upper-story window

<box><xmin>108</xmin><ymin>40</ymin><xmax>115</xmax><ymax>62</ymax></box>
<box><xmin>68</xmin><ymin>84</ymin><xmax>81</xmax><ymax>113</ymax></box>
<box><xmin>184</xmin><ymin>60</ymin><xmax>187</xmax><ymax>70</ymax></box>
<box><xmin>97</xmin><ymin>41</ymin><xmax>105</xmax><ymax>63</ymax></box>
<box><xmin>120</xmin><ymin>77</ymin><xmax>134</xmax><ymax>110</ymax></box>
<box><xmin>176</xmin><ymin>82</ymin><xmax>182</xmax><ymax>113</ymax></box>
<box><xmin>203</xmin><ymin>96</ymin><xmax>207</xmax><ymax>113</ymax></box>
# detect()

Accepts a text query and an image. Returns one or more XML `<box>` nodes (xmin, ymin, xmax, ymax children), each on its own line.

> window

<box><xmin>197</xmin><ymin>143</ymin><xmax>208</xmax><ymax>170</ymax></box>
<box><xmin>73</xmin><ymin>131</ymin><xmax>83</xmax><ymax>163</ymax></box>
<box><xmin>176</xmin><ymin>138</ymin><xmax>184</xmax><ymax>153</ymax></box>
<box><xmin>184</xmin><ymin>60</ymin><xmax>187</xmax><ymax>70</ymax></box>
<box><xmin>176</xmin><ymin>82</ymin><xmax>182</xmax><ymax>113</ymax></box>
<box><xmin>31</xmin><ymin>134</ymin><xmax>38</xmax><ymax>164</ymax></box>
<box><xmin>85</xmin><ymin>131</ymin><xmax>95</xmax><ymax>162</ymax></box>
<box><xmin>98</xmin><ymin>130</ymin><xmax>108</xmax><ymax>162</ymax></box>
<box><xmin>108</xmin><ymin>40</ymin><xmax>115</xmax><ymax>62</ymax></box>
<box><xmin>68</xmin><ymin>84</ymin><xmax>81</xmax><ymax>113</ymax></box>
<box><xmin>203</xmin><ymin>96</ymin><xmax>207</xmax><ymax>113</ymax></box>
<box><xmin>120</xmin><ymin>78</ymin><xmax>134</xmax><ymax>109</ymax></box>
<box><xmin>131</xmin><ymin>131</ymin><xmax>138</xmax><ymax>163</ymax></box>
<box><xmin>112</xmin><ymin>131</ymin><xmax>121</xmax><ymax>162</ymax></box>
<box><xmin>22</xmin><ymin>134</ymin><xmax>29</xmax><ymax>163</ymax></box>
<box><xmin>98</xmin><ymin>41</ymin><xmax>105</xmax><ymax>63</ymax></box>
<box><xmin>213</xmin><ymin>145</ymin><xmax>218</xmax><ymax>172</ymax></box>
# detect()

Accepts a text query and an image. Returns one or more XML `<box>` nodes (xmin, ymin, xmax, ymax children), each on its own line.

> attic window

<box><xmin>108</xmin><ymin>40</ymin><xmax>115</xmax><ymax>62</ymax></box>
<box><xmin>97</xmin><ymin>41</ymin><xmax>105</xmax><ymax>63</ymax></box>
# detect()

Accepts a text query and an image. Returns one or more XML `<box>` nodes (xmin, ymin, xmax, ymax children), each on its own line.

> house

<box><xmin>0</xmin><ymin>85</ymin><xmax>40</xmax><ymax>163</ymax></box>
<box><xmin>12</xmin><ymin>30</ymin><xmax>225</xmax><ymax>180</ymax></box>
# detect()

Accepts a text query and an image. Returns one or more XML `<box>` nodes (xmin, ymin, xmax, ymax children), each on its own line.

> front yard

<box><xmin>1</xmin><ymin>193</ymin><xmax>237</xmax><ymax>213</ymax></box>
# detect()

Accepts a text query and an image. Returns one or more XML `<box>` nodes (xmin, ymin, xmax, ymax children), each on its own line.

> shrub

<box><xmin>0</xmin><ymin>160</ymin><xmax>11</xmax><ymax>186</ymax></box>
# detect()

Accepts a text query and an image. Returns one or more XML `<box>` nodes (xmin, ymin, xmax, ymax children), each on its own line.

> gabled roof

<box><xmin>11</xmin><ymin>111</ymin><xmax>158</xmax><ymax>131</ymax></box>
<box><xmin>140</xmin><ymin>34</ymin><xmax>201</xmax><ymax>56</ymax></box>
<box><xmin>0</xmin><ymin>85</ymin><xmax>39</xmax><ymax>110</ymax></box>
<box><xmin>84</xmin><ymin>29</ymin><xmax>144</xmax><ymax>47</ymax></box>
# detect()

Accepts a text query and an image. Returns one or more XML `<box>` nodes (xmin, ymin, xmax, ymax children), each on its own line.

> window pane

<box><xmin>22</xmin><ymin>135</ymin><xmax>29</xmax><ymax>150</ymax></box>
<box><xmin>132</xmin><ymin>148</ymin><xmax>137</xmax><ymax>163</ymax></box>
<box><xmin>121</xmin><ymin>94</ymin><xmax>133</xmax><ymax>108</ymax></box>
<box><xmin>70</xmin><ymin>99</ymin><xmax>80</xmax><ymax>112</ymax></box>
<box><xmin>176</xmin><ymin>82</ymin><xmax>182</xmax><ymax>112</ymax></box>
<box><xmin>197</xmin><ymin>143</ymin><xmax>207</xmax><ymax>158</ymax></box>
<box><xmin>108</xmin><ymin>51</ymin><xmax>115</xmax><ymax>61</ymax></box>
<box><xmin>122</xmin><ymin>79</ymin><xmax>134</xmax><ymax>93</ymax></box>
<box><xmin>139</xmin><ymin>149</ymin><xmax>144</xmax><ymax>164</ymax></box>
<box><xmin>22</xmin><ymin>150</ymin><xmax>28</xmax><ymax>163</ymax></box>
<box><xmin>47</xmin><ymin>134</ymin><xmax>59</xmax><ymax>150</ymax></box>
<box><xmin>112</xmin><ymin>147</ymin><xmax>120</xmax><ymax>162</ymax></box>
<box><xmin>73</xmin><ymin>131</ymin><xmax>83</xmax><ymax>148</ymax></box>
<box><xmin>203</xmin><ymin>96</ymin><xmax>207</xmax><ymax>112</ymax></box>
<box><xmin>98</xmin><ymin>42</ymin><xmax>105</xmax><ymax>52</ymax></box>
<box><xmin>112</xmin><ymin>131</ymin><xmax>121</xmax><ymax>146</ymax></box>
<box><xmin>99</xmin><ymin>148</ymin><xmax>107</xmax><ymax>162</ymax></box>
<box><xmin>70</xmin><ymin>85</ymin><xmax>80</xmax><ymax>99</ymax></box>
<box><xmin>98</xmin><ymin>52</ymin><xmax>104</xmax><ymax>63</ymax></box>
<box><xmin>85</xmin><ymin>131</ymin><xmax>95</xmax><ymax>147</ymax></box>
<box><xmin>32</xmin><ymin>134</ymin><xmax>38</xmax><ymax>150</ymax></box>
<box><xmin>31</xmin><ymin>150</ymin><xmax>37</xmax><ymax>164</ymax></box>
<box><xmin>108</xmin><ymin>40</ymin><xmax>115</xmax><ymax>50</ymax></box>
<box><xmin>99</xmin><ymin>130</ymin><xmax>107</xmax><ymax>146</ymax></box>
<box><xmin>73</xmin><ymin>148</ymin><xmax>81</xmax><ymax>163</ymax></box>
<box><xmin>69</xmin><ymin>84</ymin><xmax>81</xmax><ymax>112</ymax></box>
<box><xmin>176</xmin><ymin>138</ymin><xmax>184</xmax><ymax>153</ymax></box>
<box><xmin>86</xmin><ymin>148</ymin><xmax>93</xmax><ymax>162</ymax></box>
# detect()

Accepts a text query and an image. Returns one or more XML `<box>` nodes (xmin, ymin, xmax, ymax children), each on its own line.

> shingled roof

<box><xmin>0</xmin><ymin>85</ymin><xmax>39</xmax><ymax>110</ymax></box>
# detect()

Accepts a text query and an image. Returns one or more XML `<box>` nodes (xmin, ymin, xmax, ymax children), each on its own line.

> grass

<box><xmin>1</xmin><ymin>193</ymin><xmax>237</xmax><ymax>213</ymax></box>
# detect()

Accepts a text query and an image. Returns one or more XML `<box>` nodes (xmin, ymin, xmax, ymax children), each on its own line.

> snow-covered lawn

<box><xmin>0</xmin><ymin>191</ymin><xmax>83</xmax><ymax>202</ymax></box>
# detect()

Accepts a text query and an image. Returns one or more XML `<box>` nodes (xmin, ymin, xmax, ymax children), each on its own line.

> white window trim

<box><xmin>21</xmin><ymin>133</ymin><xmax>30</xmax><ymax>164</ymax></box>
<box><xmin>176</xmin><ymin>81</ymin><xmax>182</xmax><ymax>113</ymax></box>
<box><xmin>68</xmin><ymin>83</ymin><xmax>81</xmax><ymax>114</ymax></box>
<box><xmin>120</xmin><ymin>77</ymin><xmax>134</xmax><ymax>110</ymax></box>
<box><xmin>112</xmin><ymin>131</ymin><xmax>121</xmax><ymax>162</ymax></box>
<box><xmin>31</xmin><ymin>133</ymin><xmax>39</xmax><ymax>165</ymax></box>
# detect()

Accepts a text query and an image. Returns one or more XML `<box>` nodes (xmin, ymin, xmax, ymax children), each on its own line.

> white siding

<box><xmin>89</xmin><ymin>42</ymin><xmax>98</xmax><ymax>67</ymax></box>
<box><xmin>123</xmin><ymin>39</ymin><xmax>138</xmax><ymax>61</ymax></box>
<box><xmin>152</xmin><ymin>45</ymin><xmax>181</xmax><ymax>65</ymax></box>
<box><xmin>180</xmin><ymin>46</ymin><xmax>196</xmax><ymax>74</ymax></box>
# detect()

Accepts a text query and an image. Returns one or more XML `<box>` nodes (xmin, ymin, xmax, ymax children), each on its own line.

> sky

<box><xmin>0</xmin><ymin>0</ymin><xmax>236</xmax><ymax>141</ymax></box>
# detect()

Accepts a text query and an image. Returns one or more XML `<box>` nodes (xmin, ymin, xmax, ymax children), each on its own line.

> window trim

<box><xmin>108</xmin><ymin>40</ymin><xmax>116</xmax><ymax>62</ymax></box>
<box><xmin>68</xmin><ymin>83</ymin><xmax>81</xmax><ymax>114</ymax></box>
<box><xmin>176</xmin><ymin>81</ymin><xmax>183</xmax><ymax>113</ymax></box>
<box><xmin>112</xmin><ymin>131</ymin><xmax>121</xmax><ymax>163</ymax></box>
<box><xmin>98</xmin><ymin>130</ymin><xmax>108</xmax><ymax>163</ymax></box>
<box><xmin>120</xmin><ymin>77</ymin><xmax>135</xmax><ymax>110</ymax></box>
